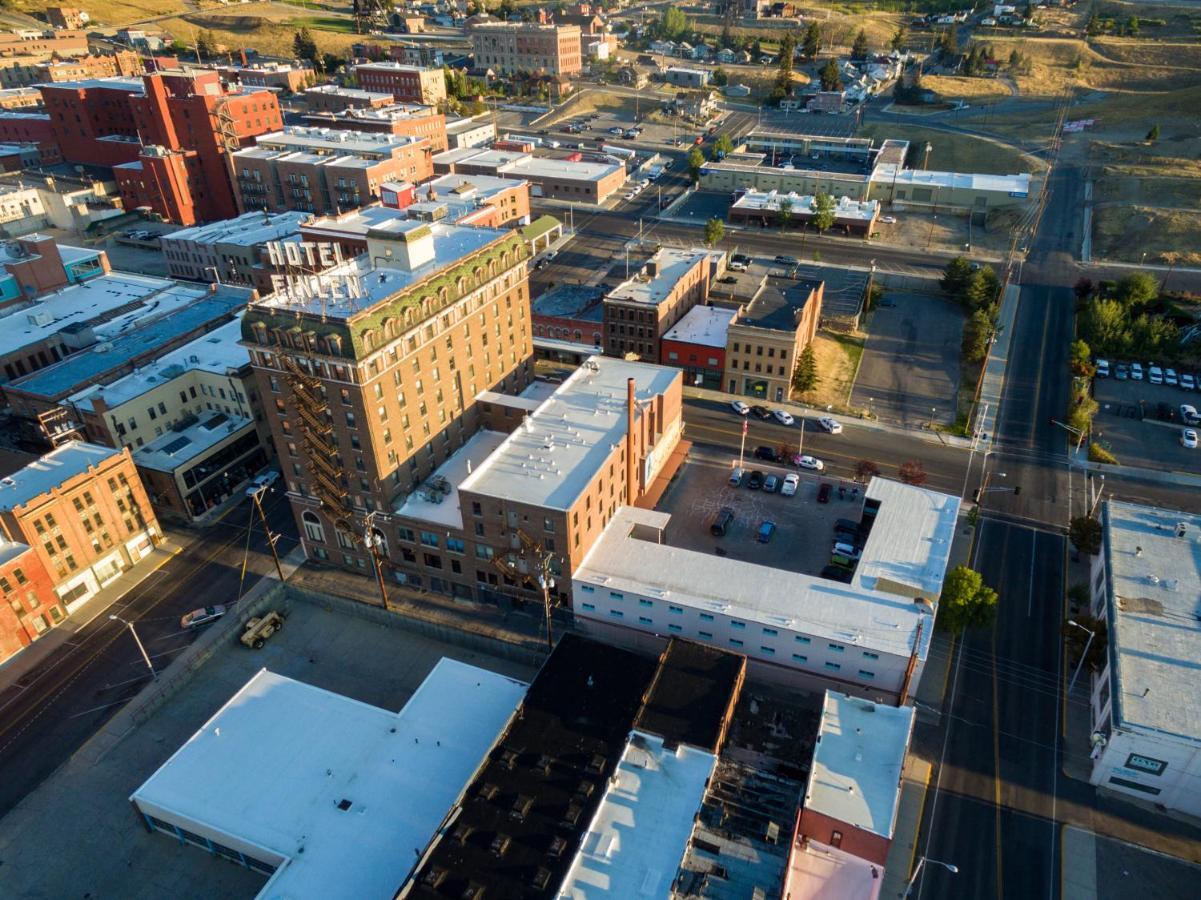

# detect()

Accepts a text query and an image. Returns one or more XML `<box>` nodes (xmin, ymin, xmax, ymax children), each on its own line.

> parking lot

<box><xmin>1094</xmin><ymin>373</ymin><xmax>1201</xmax><ymax>472</ymax></box>
<box><xmin>656</xmin><ymin>447</ymin><xmax>869</xmax><ymax>578</ymax></box>
<box><xmin>670</xmin><ymin>189</ymin><xmax>734</xmax><ymax>223</ymax></box>
<box><xmin>851</xmin><ymin>291</ymin><xmax>965</xmax><ymax>428</ymax></box>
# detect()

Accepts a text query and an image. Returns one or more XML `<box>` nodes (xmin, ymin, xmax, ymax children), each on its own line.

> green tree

<box><xmin>791</xmin><ymin>344</ymin><xmax>819</xmax><ymax>394</ymax></box>
<box><xmin>1127</xmin><ymin>15</ymin><xmax>1139</xmax><ymax>36</ymax></box>
<box><xmin>777</xmin><ymin>197</ymin><xmax>793</xmax><ymax>231</ymax></box>
<box><xmin>819</xmin><ymin>58</ymin><xmax>843</xmax><ymax>92</ymax></box>
<box><xmin>962</xmin><ymin>308</ymin><xmax>994</xmax><ymax>363</ymax></box>
<box><xmin>196</xmin><ymin>29</ymin><xmax>217</xmax><ymax>59</ymax></box>
<box><xmin>293</xmin><ymin>27</ymin><xmax>318</xmax><ymax>63</ymax></box>
<box><xmin>774</xmin><ymin>31</ymin><xmax>796</xmax><ymax>95</ymax></box>
<box><xmin>939</xmin><ymin>565</ymin><xmax>999</xmax><ymax>632</ymax></box>
<box><xmin>802</xmin><ymin>21</ymin><xmax>821</xmax><ymax>58</ymax></box>
<box><xmin>1112</xmin><ymin>271</ymin><xmax>1159</xmax><ymax>308</ymax></box>
<box><xmin>1145</xmin><ymin>123</ymin><xmax>1160</xmax><ymax>142</ymax></box>
<box><xmin>940</xmin><ymin>257</ymin><xmax>974</xmax><ymax>298</ymax></box>
<box><xmin>711</xmin><ymin>66</ymin><xmax>729</xmax><ymax>87</ymax></box>
<box><xmin>1069</xmin><ymin>339</ymin><xmax>1093</xmax><ymax>376</ymax></box>
<box><xmin>1080</xmin><ymin>298</ymin><xmax>1131</xmax><ymax>354</ymax></box>
<box><xmin>686</xmin><ymin>145</ymin><xmax>706</xmax><ymax>182</ymax></box>
<box><xmin>965</xmin><ymin>266</ymin><xmax>1001</xmax><ymax>311</ymax></box>
<box><xmin>703</xmin><ymin>217</ymin><xmax>725</xmax><ymax>248</ymax></box>
<box><xmin>1069</xmin><ymin>515</ymin><xmax>1103</xmax><ymax>555</ymax></box>
<box><xmin>812</xmin><ymin>192</ymin><xmax>836</xmax><ymax>232</ymax></box>
<box><xmin>939</xmin><ymin>27</ymin><xmax>959</xmax><ymax>56</ymax></box>
<box><xmin>1067</xmin><ymin>393</ymin><xmax>1099</xmax><ymax>436</ymax></box>
<box><xmin>1128</xmin><ymin>312</ymin><xmax>1178</xmax><ymax>358</ymax></box>
<box><xmin>711</xmin><ymin>133</ymin><xmax>734</xmax><ymax>159</ymax></box>
<box><xmin>851</xmin><ymin>29</ymin><xmax>869</xmax><ymax>61</ymax></box>
<box><xmin>658</xmin><ymin>7</ymin><xmax>689</xmax><ymax>42</ymax></box>
<box><xmin>890</xmin><ymin>25</ymin><xmax>908</xmax><ymax>52</ymax></box>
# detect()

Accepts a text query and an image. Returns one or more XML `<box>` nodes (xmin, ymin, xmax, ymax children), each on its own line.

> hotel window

<box><xmin>792</xmin><ymin>654</ymin><xmax>808</xmax><ymax>663</ymax></box>
<box><xmin>700</xmin><ymin>613</ymin><xmax>714</xmax><ymax>622</ymax></box>
<box><xmin>761</xmin><ymin>646</ymin><xmax>775</xmax><ymax>655</ymax></box>
<box><xmin>858</xmin><ymin>670</ymin><xmax>875</xmax><ymax>679</ymax></box>
<box><xmin>582</xmin><ymin>602</ymin><xmax>595</xmax><ymax>611</ymax></box>
<box><xmin>825</xmin><ymin>662</ymin><xmax>841</xmax><ymax>671</ymax></box>
<box><xmin>419</xmin><ymin>531</ymin><xmax>439</xmax><ymax>548</ymax></box>
<box><xmin>638</xmin><ymin>599</ymin><xmax>653</xmax><ymax>608</ymax></box>
<box><xmin>609</xmin><ymin>591</ymin><xmax>623</xmax><ymax>600</ymax></box>
<box><xmin>729</xmin><ymin>638</ymin><xmax>744</xmax><ymax>648</ymax></box>
<box><xmin>699</xmin><ymin>630</ymin><xmax>713</xmax><ymax>640</ymax></box>
<box><xmin>731</xmin><ymin>620</ymin><xmax>746</xmax><ymax>630</ymax></box>
<box><xmin>829</xmin><ymin>643</ymin><xmax>845</xmax><ymax>653</ymax></box>
<box><xmin>669</xmin><ymin>605</ymin><xmax>683</xmax><ymax>614</ymax></box>
<box><xmin>863</xmin><ymin>651</ymin><xmax>880</xmax><ymax>660</ymax></box>
<box><xmin>639</xmin><ymin>616</ymin><xmax>652</xmax><ymax>624</ymax></box>
<box><xmin>668</xmin><ymin>624</ymin><xmax>682</xmax><ymax>633</ymax></box>
<box><xmin>763</xmin><ymin>627</ymin><xmax>778</xmax><ymax>636</ymax></box>
<box><xmin>795</xmin><ymin>635</ymin><xmax>811</xmax><ymax>644</ymax></box>
<box><xmin>609</xmin><ymin>609</ymin><xmax>623</xmax><ymax>618</ymax></box>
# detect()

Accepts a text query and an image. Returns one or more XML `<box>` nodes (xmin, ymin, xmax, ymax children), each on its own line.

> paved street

<box><xmin>0</xmin><ymin>491</ymin><xmax>298</xmax><ymax>818</ymax></box>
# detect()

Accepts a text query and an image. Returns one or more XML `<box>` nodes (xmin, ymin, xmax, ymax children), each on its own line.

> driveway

<box><xmin>850</xmin><ymin>292</ymin><xmax>964</xmax><ymax>428</ymax></box>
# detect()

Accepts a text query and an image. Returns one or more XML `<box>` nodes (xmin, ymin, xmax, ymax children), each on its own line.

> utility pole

<box><xmin>249</xmin><ymin>486</ymin><xmax>286</xmax><ymax>582</ymax></box>
<box><xmin>796</xmin><ymin>415</ymin><xmax>805</xmax><ymax>461</ymax></box>
<box><xmin>363</xmin><ymin>512</ymin><xmax>390</xmax><ymax>611</ymax></box>
<box><xmin>493</xmin><ymin>529</ymin><xmax>559</xmax><ymax>652</ymax></box>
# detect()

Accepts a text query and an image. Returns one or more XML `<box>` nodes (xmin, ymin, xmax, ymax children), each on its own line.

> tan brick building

<box><xmin>603</xmin><ymin>247</ymin><xmax>711</xmax><ymax>361</ymax></box>
<box><xmin>241</xmin><ymin>220</ymin><xmax>534</xmax><ymax>572</ymax></box>
<box><xmin>468</xmin><ymin>21</ymin><xmax>582</xmax><ymax>76</ymax></box>
<box><xmin>724</xmin><ymin>278</ymin><xmax>824</xmax><ymax>403</ymax></box>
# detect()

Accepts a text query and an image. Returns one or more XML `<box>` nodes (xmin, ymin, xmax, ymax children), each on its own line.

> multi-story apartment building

<box><xmin>0</xmin><ymin>29</ymin><xmax>88</xmax><ymax>61</ymax></box>
<box><xmin>0</xmin><ymin>50</ymin><xmax>141</xmax><ymax>89</ymax></box>
<box><xmin>0</xmin><ymin>533</ymin><xmax>58</xmax><ymax>664</ymax></box>
<box><xmin>0</xmin><ymin>442</ymin><xmax>160</xmax><ymax>616</ymax></box>
<box><xmin>0</xmin><ymin>87</ymin><xmax>40</xmax><ymax>109</ymax></box>
<box><xmin>38</xmin><ymin>76</ymin><xmax>145</xmax><ymax>168</ymax></box>
<box><xmin>468</xmin><ymin>21</ymin><xmax>582</xmax><ymax>76</ymax></box>
<box><xmin>303</xmin><ymin>84</ymin><xmax>394</xmax><ymax>113</ymax></box>
<box><xmin>301</xmin><ymin>102</ymin><xmax>448</xmax><ymax>152</ymax></box>
<box><xmin>216</xmin><ymin>62</ymin><xmax>314</xmax><ymax>94</ymax></box>
<box><xmin>724</xmin><ymin>277</ymin><xmax>823</xmax><ymax>403</ymax></box>
<box><xmin>0</xmin><ymin>111</ymin><xmax>60</xmax><ymax>166</ymax></box>
<box><xmin>241</xmin><ymin>220</ymin><xmax>533</xmax><ymax>567</ymax></box>
<box><xmin>159</xmin><ymin>210</ymin><xmax>308</xmax><ymax>284</ymax></box>
<box><xmin>603</xmin><ymin>247</ymin><xmax>711</xmax><ymax>361</ymax></box>
<box><xmin>231</xmin><ymin>127</ymin><xmax>433</xmax><ymax>216</ymax></box>
<box><xmin>46</xmin><ymin>7</ymin><xmax>89</xmax><ymax>29</ymax></box>
<box><xmin>351</xmin><ymin>63</ymin><xmax>446</xmax><ymax>106</ymax></box>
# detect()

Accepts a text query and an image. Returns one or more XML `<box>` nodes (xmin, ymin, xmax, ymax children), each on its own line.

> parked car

<box><xmin>1115</xmin><ymin>363</ymin><xmax>1129</xmax><ymax>381</ymax></box>
<box><xmin>608</xmin><ymin>126</ymin><xmax>624</xmax><ymax>135</ymax></box>
<box><xmin>817</xmin><ymin>482</ymin><xmax>832</xmax><ymax>503</ymax></box>
<box><xmin>763</xmin><ymin>474</ymin><xmax>780</xmax><ymax>493</ymax></box>
<box><xmin>817</xmin><ymin>416</ymin><xmax>843</xmax><ymax>434</ymax></box>
<box><xmin>1182</xmin><ymin>404</ymin><xmax>1200</xmax><ymax>425</ymax></box>
<box><xmin>1149</xmin><ymin>364</ymin><xmax>1164</xmax><ymax>385</ymax></box>
<box><xmin>820</xmin><ymin>564</ymin><xmax>854</xmax><ymax>583</ymax></box>
<box><xmin>772</xmin><ymin>409</ymin><xmax>795</xmax><ymax>426</ymax></box>
<box><xmin>245</xmin><ymin>469</ymin><xmax>279</xmax><ymax>497</ymax></box>
<box><xmin>746</xmin><ymin>470</ymin><xmax>765</xmax><ymax>489</ymax></box>
<box><xmin>878</xmin><ymin>297</ymin><xmax>896</xmax><ymax>307</ymax></box>
<box><xmin>880</xmin><ymin>216</ymin><xmax>897</xmax><ymax>225</ymax></box>
<box><xmin>835</xmin><ymin>518</ymin><xmax>862</xmax><ymax>535</ymax></box>
<box><xmin>729</xmin><ymin>253</ymin><xmax>751</xmax><ymax>272</ymax></box>
<box><xmin>1183</xmin><ymin>429</ymin><xmax>1199</xmax><ymax>449</ymax></box>
<box><xmin>752</xmin><ymin>405</ymin><xmax>772</xmax><ymax>420</ymax></box>
<box><xmin>731</xmin><ymin>400</ymin><xmax>750</xmax><ymax>415</ymax></box>
<box><xmin>781</xmin><ymin>473</ymin><xmax>799</xmax><ymax>497</ymax></box>
<box><xmin>1094</xmin><ymin>359</ymin><xmax>1110</xmax><ymax>378</ymax></box>
<box><xmin>832</xmin><ymin>541</ymin><xmax>862</xmax><ymax>561</ymax></box>
<box><xmin>710</xmin><ymin>507</ymin><xmax>735</xmax><ymax>536</ymax></box>
<box><xmin>796</xmin><ymin>455</ymin><xmax>825</xmax><ymax>472</ymax></box>
<box><xmin>1130</xmin><ymin>362</ymin><xmax>1144</xmax><ymax>380</ymax></box>
<box><xmin>1166</xmin><ymin>368</ymin><xmax>1179</xmax><ymax>387</ymax></box>
<box><xmin>180</xmin><ymin>604</ymin><xmax>227</xmax><ymax>630</ymax></box>
<box><xmin>757</xmin><ymin>521</ymin><xmax>777</xmax><ymax>543</ymax></box>
<box><xmin>1183</xmin><ymin>373</ymin><xmax>1197</xmax><ymax>391</ymax></box>
<box><xmin>754</xmin><ymin>446</ymin><xmax>780</xmax><ymax>462</ymax></box>
<box><xmin>728</xmin><ymin>467</ymin><xmax>745</xmax><ymax>486</ymax></box>
<box><xmin>774</xmin><ymin>254</ymin><xmax>800</xmax><ymax>266</ymax></box>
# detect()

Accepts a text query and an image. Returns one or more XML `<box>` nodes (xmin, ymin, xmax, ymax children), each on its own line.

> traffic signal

<box><xmin>1013</xmin><ymin>485</ymin><xmax>1022</xmax><ymax>496</ymax></box>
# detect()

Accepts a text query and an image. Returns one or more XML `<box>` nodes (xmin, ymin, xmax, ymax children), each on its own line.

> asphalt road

<box><xmin>0</xmin><ymin>491</ymin><xmax>298</xmax><ymax>818</ymax></box>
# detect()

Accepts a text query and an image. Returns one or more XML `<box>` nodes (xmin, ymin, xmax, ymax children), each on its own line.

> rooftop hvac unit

<box><xmin>27</xmin><ymin>310</ymin><xmax>53</xmax><ymax>326</ymax></box>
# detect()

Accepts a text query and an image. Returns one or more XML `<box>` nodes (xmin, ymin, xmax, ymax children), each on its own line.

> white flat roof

<box><xmin>301</xmin><ymin>203</ymin><xmax>411</xmax><ymax>238</ymax></box>
<box><xmin>459</xmin><ymin>355</ymin><xmax>680</xmax><ymax>511</ymax></box>
<box><xmin>574</xmin><ymin>479</ymin><xmax>959</xmax><ymax>658</ymax></box>
<box><xmin>607</xmin><ymin>248</ymin><xmax>709</xmax><ymax>307</ymax></box>
<box><xmin>501</xmin><ymin>155</ymin><xmax>623</xmax><ymax>182</ymax></box>
<box><xmin>783</xmin><ymin>840</ymin><xmax>883</xmax><ymax>900</ymax></box>
<box><xmin>70</xmin><ymin>316</ymin><xmax>249</xmax><ymax>413</ymax></box>
<box><xmin>1104</xmin><ymin>501</ymin><xmax>1201</xmax><ymax>743</ymax></box>
<box><xmin>0</xmin><ymin>271</ymin><xmax>206</xmax><ymax>359</ymax></box>
<box><xmin>731</xmin><ymin>190</ymin><xmax>879</xmax><ymax>222</ymax></box>
<box><xmin>558</xmin><ymin>731</ymin><xmax>715</xmax><ymax>900</ymax></box>
<box><xmin>256</xmin><ymin>127</ymin><xmax>423</xmax><ymax>156</ymax></box>
<box><xmin>132</xmin><ymin>411</ymin><xmax>254</xmax><ymax>473</ymax></box>
<box><xmin>395</xmin><ymin>428</ymin><xmax>508</xmax><ymax>529</ymax></box>
<box><xmin>0</xmin><ymin>441</ymin><xmax>120</xmax><ymax>511</ymax></box>
<box><xmin>163</xmin><ymin>211</ymin><xmax>307</xmax><ymax>247</ymax></box>
<box><xmin>872</xmin><ymin>165</ymin><xmax>1032</xmax><ymax>195</ymax></box>
<box><xmin>805</xmin><ymin>692</ymin><xmax>913</xmax><ymax>840</ymax></box>
<box><xmin>661</xmin><ymin>304</ymin><xmax>736</xmax><ymax>349</ymax></box>
<box><xmin>130</xmin><ymin>664</ymin><xmax>526</xmax><ymax>900</ymax></box>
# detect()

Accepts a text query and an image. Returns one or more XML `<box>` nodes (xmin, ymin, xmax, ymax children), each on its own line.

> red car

<box><xmin>694</xmin><ymin>135</ymin><xmax>704</xmax><ymax>145</ymax></box>
<box><xmin>817</xmin><ymin>483</ymin><xmax>832</xmax><ymax>504</ymax></box>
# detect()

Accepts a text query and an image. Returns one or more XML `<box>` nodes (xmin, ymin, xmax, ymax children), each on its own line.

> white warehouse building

<box><xmin>1086</xmin><ymin>501</ymin><xmax>1201</xmax><ymax>815</ymax></box>
<box><xmin>572</xmin><ymin>477</ymin><xmax>960</xmax><ymax>703</ymax></box>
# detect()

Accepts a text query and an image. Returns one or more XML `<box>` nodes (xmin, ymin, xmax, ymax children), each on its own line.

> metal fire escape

<box><xmin>214</xmin><ymin>98</ymin><xmax>240</xmax><ymax>153</ymax></box>
<box><xmin>279</xmin><ymin>353</ymin><xmax>356</xmax><ymax>540</ymax></box>
<box><xmin>37</xmin><ymin>407</ymin><xmax>85</xmax><ymax>447</ymax></box>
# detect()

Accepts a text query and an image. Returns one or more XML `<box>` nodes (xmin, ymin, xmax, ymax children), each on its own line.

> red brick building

<box><xmin>0</xmin><ymin>442</ymin><xmax>161</xmax><ymax>663</ymax></box>
<box><xmin>301</xmin><ymin>103</ymin><xmax>448</xmax><ymax>152</ymax></box>
<box><xmin>659</xmin><ymin>304</ymin><xmax>736</xmax><ymax>389</ymax></box>
<box><xmin>0</xmin><ymin>111</ymin><xmax>60</xmax><ymax>165</ymax></box>
<box><xmin>39</xmin><ymin>77</ymin><xmax>145</xmax><ymax>168</ymax></box>
<box><xmin>351</xmin><ymin>63</ymin><xmax>447</xmax><ymax>105</ymax></box>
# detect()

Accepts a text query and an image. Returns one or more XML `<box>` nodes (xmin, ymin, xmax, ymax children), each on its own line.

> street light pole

<box><xmin>1067</xmin><ymin>619</ymin><xmax>1096</xmax><ymax>694</ymax></box>
<box><xmin>738</xmin><ymin>417</ymin><xmax>747</xmax><ymax>470</ymax></box>
<box><xmin>797</xmin><ymin>415</ymin><xmax>805</xmax><ymax>461</ymax></box>
<box><xmin>904</xmin><ymin>855</ymin><xmax>959</xmax><ymax>898</ymax></box>
<box><xmin>110</xmin><ymin>614</ymin><xmax>155</xmax><ymax>679</ymax></box>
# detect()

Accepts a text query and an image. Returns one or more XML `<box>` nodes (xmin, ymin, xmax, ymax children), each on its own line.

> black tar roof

<box><xmin>635</xmin><ymin>639</ymin><xmax>745</xmax><ymax>754</ymax></box>
<box><xmin>400</xmin><ymin>633</ymin><xmax>658</xmax><ymax>900</ymax></box>
<box><xmin>739</xmin><ymin>278</ymin><xmax>823</xmax><ymax>331</ymax></box>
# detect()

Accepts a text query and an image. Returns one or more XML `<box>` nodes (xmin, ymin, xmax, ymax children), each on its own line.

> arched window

<box><xmin>302</xmin><ymin>511</ymin><xmax>325</xmax><ymax>544</ymax></box>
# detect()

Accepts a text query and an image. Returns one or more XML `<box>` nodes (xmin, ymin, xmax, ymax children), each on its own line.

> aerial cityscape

<box><xmin>0</xmin><ymin>0</ymin><xmax>1197</xmax><ymax>897</ymax></box>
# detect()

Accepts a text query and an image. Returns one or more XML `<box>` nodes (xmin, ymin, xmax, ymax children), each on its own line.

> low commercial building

<box><xmin>301</xmin><ymin>102</ymin><xmax>448</xmax><ymax>152</ymax></box>
<box><xmin>0</xmin><ymin>232</ymin><xmax>107</xmax><ymax>301</ymax></box>
<box><xmin>725</xmin><ymin>277</ymin><xmax>823</xmax><ymax>402</ymax></box>
<box><xmin>433</xmin><ymin>147</ymin><xmax>626</xmax><ymax>204</ymax></box>
<box><xmin>1086</xmin><ymin>501</ymin><xmax>1201</xmax><ymax>816</ymax></box>
<box><xmin>660</xmin><ymin>303</ymin><xmax>737</xmax><ymax>389</ymax></box>
<box><xmin>603</xmin><ymin>246</ymin><xmax>711</xmax><ymax>361</ymax></box>
<box><xmin>132</xmin><ymin>662</ymin><xmax>527</xmax><ymax>897</ymax></box>
<box><xmin>729</xmin><ymin>189</ymin><xmax>881</xmax><ymax>236</ymax></box>
<box><xmin>0</xmin><ymin>441</ymin><xmax>160</xmax><ymax>615</ymax></box>
<box><xmin>468</xmin><ymin>20</ymin><xmax>582</xmax><ymax>77</ymax></box>
<box><xmin>302</xmin><ymin>84</ymin><xmax>394</xmax><ymax>113</ymax></box>
<box><xmin>159</xmin><ymin>210</ymin><xmax>308</xmax><ymax>284</ymax></box>
<box><xmin>665</xmin><ymin>66</ymin><xmax>709</xmax><ymax>88</ymax></box>
<box><xmin>531</xmin><ymin>283</ymin><xmax>605</xmax><ymax>347</ymax></box>
<box><xmin>350</xmin><ymin>62</ymin><xmax>447</xmax><ymax>106</ymax></box>
<box><xmin>2</xmin><ymin>50</ymin><xmax>141</xmax><ymax>90</ymax></box>
<box><xmin>573</xmin><ymin>476</ymin><xmax>960</xmax><ymax>702</ymax></box>
<box><xmin>216</xmin><ymin>62</ymin><xmax>314</xmax><ymax>94</ymax></box>
<box><xmin>0</xmin><ymin>534</ymin><xmax>60</xmax><ymax>664</ymax></box>
<box><xmin>0</xmin><ymin>169</ymin><xmax>123</xmax><ymax>232</ymax></box>
<box><xmin>445</xmin><ymin>115</ymin><xmax>495</xmax><ymax>150</ymax></box>
<box><xmin>867</xmin><ymin>165</ymin><xmax>1035</xmax><ymax>212</ymax></box>
<box><xmin>0</xmin><ymin>111</ymin><xmax>60</xmax><ymax>166</ymax></box>
<box><xmin>0</xmin><ymin>87</ymin><xmax>41</xmax><ymax>109</ymax></box>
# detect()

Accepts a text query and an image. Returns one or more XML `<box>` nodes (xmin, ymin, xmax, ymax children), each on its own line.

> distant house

<box><xmin>716</xmin><ymin>48</ymin><xmax>736</xmax><ymax>64</ymax></box>
<box><xmin>649</xmin><ymin>40</ymin><xmax>676</xmax><ymax>56</ymax></box>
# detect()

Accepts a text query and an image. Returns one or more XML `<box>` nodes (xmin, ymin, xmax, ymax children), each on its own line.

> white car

<box><xmin>729</xmin><ymin>467</ymin><xmax>746</xmax><ymax>486</ymax></box>
<box><xmin>772</xmin><ymin>409</ymin><xmax>795</xmax><ymax>426</ymax></box>
<box><xmin>1182</xmin><ymin>404</ymin><xmax>1200</xmax><ymax>425</ymax></box>
<box><xmin>1166</xmin><ymin>368</ymin><xmax>1179</xmax><ymax>387</ymax></box>
<box><xmin>797</xmin><ymin>455</ymin><xmax>825</xmax><ymax>472</ymax></box>
<box><xmin>1149</xmin><ymin>365</ymin><xmax>1164</xmax><ymax>385</ymax></box>
<box><xmin>731</xmin><ymin>400</ymin><xmax>750</xmax><ymax>415</ymax></box>
<box><xmin>1130</xmin><ymin>362</ymin><xmax>1144</xmax><ymax>380</ymax></box>
<box><xmin>180</xmin><ymin>604</ymin><xmax>227</xmax><ymax>630</ymax></box>
<box><xmin>880</xmin><ymin>216</ymin><xmax>897</xmax><ymax>224</ymax></box>
<box><xmin>246</xmin><ymin>469</ymin><xmax>280</xmax><ymax>497</ymax></box>
<box><xmin>1182</xmin><ymin>373</ymin><xmax>1196</xmax><ymax>391</ymax></box>
<box><xmin>817</xmin><ymin>416</ymin><xmax>843</xmax><ymax>434</ymax></box>
<box><xmin>1184</xmin><ymin>429</ymin><xmax>1199</xmax><ymax>449</ymax></box>
<box><xmin>781</xmin><ymin>473</ymin><xmax>800</xmax><ymax>497</ymax></box>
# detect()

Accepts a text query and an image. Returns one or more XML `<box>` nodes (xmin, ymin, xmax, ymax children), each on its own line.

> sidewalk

<box><xmin>975</xmin><ymin>281</ymin><xmax>1020</xmax><ymax>444</ymax></box>
<box><xmin>0</xmin><ymin>539</ymin><xmax>183</xmax><ymax>695</ymax></box>
<box><xmin>684</xmin><ymin>383</ymin><xmax>973</xmax><ymax>450</ymax></box>
<box><xmin>881</xmin><ymin>755</ymin><xmax>933</xmax><ymax>899</ymax></box>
